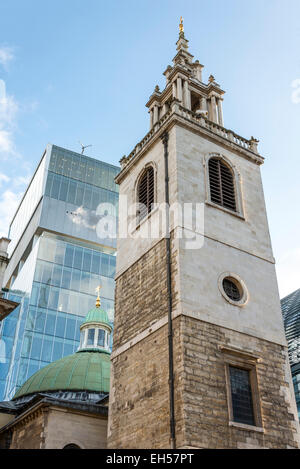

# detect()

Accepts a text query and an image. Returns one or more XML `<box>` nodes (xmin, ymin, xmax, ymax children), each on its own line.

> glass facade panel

<box><xmin>0</xmin><ymin>145</ymin><xmax>118</xmax><ymax>400</ymax></box>
<box><xmin>8</xmin><ymin>155</ymin><xmax>46</xmax><ymax>257</ymax></box>
<box><xmin>281</xmin><ymin>289</ymin><xmax>300</xmax><ymax>421</ymax></box>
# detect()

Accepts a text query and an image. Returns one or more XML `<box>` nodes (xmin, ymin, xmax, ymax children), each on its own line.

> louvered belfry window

<box><xmin>208</xmin><ymin>158</ymin><xmax>236</xmax><ymax>211</ymax></box>
<box><xmin>138</xmin><ymin>167</ymin><xmax>154</xmax><ymax>221</ymax></box>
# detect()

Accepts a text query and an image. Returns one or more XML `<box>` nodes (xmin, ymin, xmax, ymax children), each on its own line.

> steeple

<box><xmin>146</xmin><ymin>19</ymin><xmax>225</xmax><ymax>130</ymax></box>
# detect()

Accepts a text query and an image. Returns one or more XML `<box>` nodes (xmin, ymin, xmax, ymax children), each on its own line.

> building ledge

<box><xmin>229</xmin><ymin>421</ymin><xmax>264</xmax><ymax>433</ymax></box>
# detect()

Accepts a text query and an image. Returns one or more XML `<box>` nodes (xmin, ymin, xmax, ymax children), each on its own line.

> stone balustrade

<box><xmin>120</xmin><ymin>100</ymin><xmax>259</xmax><ymax>170</ymax></box>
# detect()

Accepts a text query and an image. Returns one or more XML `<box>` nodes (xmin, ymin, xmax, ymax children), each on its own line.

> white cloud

<box><xmin>0</xmin><ymin>129</ymin><xmax>14</xmax><ymax>154</ymax></box>
<box><xmin>0</xmin><ymin>46</ymin><xmax>14</xmax><ymax>68</ymax></box>
<box><xmin>0</xmin><ymin>79</ymin><xmax>18</xmax><ymax>126</ymax></box>
<box><xmin>0</xmin><ymin>79</ymin><xmax>19</xmax><ymax>157</ymax></box>
<box><xmin>0</xmin><ymin>190</ymin><xmax>23</xmax><ymax>237</ymax></box>
<box><xmin>276</xmin><ymin>248</ymin><xmax>300</xmax><ymax>299</ymax></box>
<box><xmin>0</xmin><ymin>172</ymin><xmax>10</xmax><ymax>186</ymax></box>
<box><xmin>291</xmin><ymin>79</ymin><xmax>300</xmax><ymax>104</ymax></box>
<box><xmin>14</xmin><ymin>175</ymin><xmax>30</xmax><ymax>187</ymax></box>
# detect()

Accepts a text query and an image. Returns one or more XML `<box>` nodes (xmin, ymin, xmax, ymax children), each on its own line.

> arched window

<box><xmin>137</xmin><ymin>166</ymin><xmax>154</xmax><ymax>221</ymax></box>
<box><xmin>208</xmin><ymin>158</ymin><xmax>236</xmax><ymax>212</ymax></box>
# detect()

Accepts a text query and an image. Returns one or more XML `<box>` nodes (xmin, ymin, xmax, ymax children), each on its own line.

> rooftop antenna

<box><xmin>79</xmin><ymin>141</ymin><xmax>92</xmax><ymax>155</ymax></box>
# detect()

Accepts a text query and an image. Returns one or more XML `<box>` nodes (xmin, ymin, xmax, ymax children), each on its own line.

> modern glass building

<box><xmin>281</xmin><ymin>288</ymin><xmax>300</xmax><ymax>420</ymax></box>
<box><xmin>0</xmin><ymin>144</ymin><xmax>119</xmax><ymax>401</ymax></box>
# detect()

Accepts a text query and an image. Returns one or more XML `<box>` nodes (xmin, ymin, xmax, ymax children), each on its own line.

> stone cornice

<box><xmin>116</xmin><ymin>101</ymin><xmax>264</xmax><ymax>184</ymax></box>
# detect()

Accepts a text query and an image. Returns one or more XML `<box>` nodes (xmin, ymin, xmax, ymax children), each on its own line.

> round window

<box><xmin>222</xmin><ymin>278</ymin><xmax>242</xmax><ymax>302</ymax></box>
<box><xmin>218</xmin><ymin>273</ymin><xmax>248</xmax><ymax>306</ymax></box>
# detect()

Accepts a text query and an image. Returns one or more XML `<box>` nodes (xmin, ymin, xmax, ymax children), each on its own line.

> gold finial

<box><xmin>179</xmin><ymin>16</ymin><xmax>184</xmax><ymax>33</ymax></box>
<box><xmin>95</xmin><ymin>285</ymin><xmax>101</xmax><ymax>308</ymax></box>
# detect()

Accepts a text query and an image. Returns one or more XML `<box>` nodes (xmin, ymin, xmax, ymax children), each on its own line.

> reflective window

<box><xmin>97</xmin><ymin>329</ymin><xmax>105</xmax><ymax>347</ymax></box>
<box><xmin>87</xmin><ymin>329</ymin><xmax>95</xmax><ymax>346</ymax></box>
<box><xmin>229</xmin><ymin>366</ymin><xmax>255</xmax><ymax>426</ymax></box>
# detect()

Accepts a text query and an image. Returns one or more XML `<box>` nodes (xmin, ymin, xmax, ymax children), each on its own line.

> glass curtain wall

<box><xmin>0</xmin><ymin>145</ymin><xmax>119</xmax><ymax>401</ymax></box>
<box><xmin>1</xmin><ymin>233</ymin><xmax>116</xmax><ymax>400</ymax></box>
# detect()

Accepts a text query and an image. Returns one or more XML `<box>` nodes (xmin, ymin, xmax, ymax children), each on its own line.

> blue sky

<box><xmin>0</xmin><ymin>0</ymin><xmax>299</xmax><ymax>297</ymax></box>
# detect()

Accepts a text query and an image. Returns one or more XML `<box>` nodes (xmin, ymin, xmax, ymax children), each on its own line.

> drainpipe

<box><xmin>161</xmin><ymin>131</ymin><xmax>176</xmax><ymax>449</ymax></box>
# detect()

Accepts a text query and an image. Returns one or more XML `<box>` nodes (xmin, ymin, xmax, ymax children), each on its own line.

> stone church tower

<box><xmin>108</xmin><ymin>22</ymin><xmax>300</xmax><ymax>449</ymax></box>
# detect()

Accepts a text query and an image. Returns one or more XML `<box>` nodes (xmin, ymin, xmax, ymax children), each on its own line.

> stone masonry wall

<box><xmin>181</xmin><ymin>315</ymin><xmax>300</xmax><ymax>449</ymax></box>
<box><xmin>108</xmin><ymin>317</ymin><xmax>184</xmax><ymax>449</ymax></box>
<box><xmin>108</xmin><ymin>235</ymin><xmax>182</xmax><ymax>448</ymax></box>
<box><xmin>113</xmin><ymin>236</ymin><xmax>178</xmax><ymax>350</ymax></box>
<box><xmin>10</xmin><ymin>410</ymin><xmax>46</xmax><ymax>449</ymax></box>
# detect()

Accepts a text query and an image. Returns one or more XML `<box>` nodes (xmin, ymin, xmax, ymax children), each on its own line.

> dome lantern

<box><xmin>78</xmin><ymin>286</ymin><xmax>112</xmax><ymax>353</ymax></box>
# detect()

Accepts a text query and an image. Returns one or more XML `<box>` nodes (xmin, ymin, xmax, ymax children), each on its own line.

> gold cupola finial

<box><xmin>95</xmin><ymin>285</ymin><xmax>101</xmax><ymax>308</ymax></box>
<box><xmin>179</xmin><ymin>16</ymin><xmax>184</xmax><ymax>33</ymax></box>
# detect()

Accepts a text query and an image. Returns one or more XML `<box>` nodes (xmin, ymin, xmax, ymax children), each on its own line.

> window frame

<box><xmin>135</xmin><ymin>163</ymin><xmax>157</xmax><ymax>226</ymax></box>
<box><xmin>204</xmin><ymin>153</ymin><xmax>244</xmax><ymax>219</ymax></box>
<box><xmin>221</xmin><ymin>346</ymin><xmax>263</xmax><ymax>432</ymax></box>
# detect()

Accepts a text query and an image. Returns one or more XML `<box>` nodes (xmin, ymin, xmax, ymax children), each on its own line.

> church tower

<box><xmin>108</xmin><ymin>21</ymin><xmax>300</xmax><ymax>449</ymax></box>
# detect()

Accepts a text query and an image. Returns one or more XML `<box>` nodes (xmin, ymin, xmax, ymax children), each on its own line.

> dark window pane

<box><xmin>35</xmin><ymin>310</ymin><xmax>45</xmax><ymax>332</ymax></box>
<box><xmin>56</xmin><ymin>316</ymin><xmax>66</xmax><ymax>338</ymax></box>
<box><xmin>223</xmin><ymin>278</ymin><xmax>241</xmax><ymax>302</ymax></box>
<box><xmin>59</xmin><ymin>178</ymin><xmax>69</xmax><ymax>201</ymax></box>
<box><xmin>30</xmin><ymin>336</ymin><xmax>42</xmax><ymax>360</ymax></box>
<box><xmin>97</xmin><ymin>329</ymin><xmax>105</xmax><ymax>347</ymax></box>
<box><xmin>48</xmin><ymin>288</ymin><xmax>59</xmax><ymax>310</ymax></box>
<box><xmin>41</xmin><ymin>338</ymin><xmax>53</xmax><ymax>362</ymax></box>
<box><xmin>71</xmin><ymin>270</ymin><xmax>81</xmax><ymax>291</ymax></box>
<box><xmin>61</xmin><ymin>268</ymin><xmax>72</xmax><ymax>289</ymax></box>
<box><xmin>38</xmin><ymin>285</ymin><xmax>49</xmax><ymax>308</ymax></box>
<box><xmin>91</xmin><ymin>252</ymin><xmax>100</xmax><ymax>274</ymax></box>
<box><xmin>30</xmin><ymin>283</ymin><xmax>39</xmax><ymax>306</ymax></box>
<box><xmin>87</xmin><ymin>329</ymin><xmax>95</xmax><ymax>346</ymax></box>
<box><xmin>83</xmin><ymin>251</ymin><xmax>91</xmax><ymax>272</ymax></box>
<box><xmin>73</xmin><ymin>247</ymin><xmax>83</xmax><ymax>270</ymax></box>
<box><xmin>51</xmin><ymin>174</ymin><xmax>61</xmax><ymax>199</ymax></box>
<box><xmin>52</xmin><ymin>265</ymin><xmax>62</xmax><ymax>287</ymax></box>
<box><xmin>52</xmin><ymin>340</ymin><xmax>63</xmax><ymax>361</ymax></box>
<box><xmin>67</xmin><ymin>181</ymin><xmax>77</xmax><ymax>204</ymax></box>
<box><xmin>75</xmin><ymin>182</ymin><xmax>84</xmax><ymax>206</ymax></box>
<box><xmin>229</xmin><ymin>366</ymin><xmax>255</xmax><ymax>426</ymax></box>
<box><xmin>83</xmin><ymin>187</ymin><xmax>92</xmax><ymax>209</ymax></box>
<box><xmin>65</xmin><ymin>318</ymin><xmax>76</xmax><ymax>340</ymax></box>
<box><xmin>45</xmin><ymin>172</ymin><xmax>54</xmax><ymax>196</ymax></box>
<box><xmin>108</xmin><ymin>256</ymin><xmax>116</xmax><ymax>278</ymax></box>
<box><xmin>64</xmin><ymin>246</ymin><xmax>74</xmax><ymax>268</ymax></box>
<box><xmin>45</xmin><ymin>311</ymin><xmax>56</xmax><ymax>335</ymax></box>
<box><xmin>101</xmin><ymin>254</ymin><xmax>109</xmax><ymax>277</ymax></box>
<box><xmin>41</xmin><ymin>263</ymin><xmax>52</xmax><ymax>285</ymax></box>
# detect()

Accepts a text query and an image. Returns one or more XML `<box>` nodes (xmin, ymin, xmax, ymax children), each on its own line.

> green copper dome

<box><xmin>13</xmin><ymin>351</ymin><xmax>111</xmax><ymax>400</ymax></box>
<box><xmin>81</xmin><ymin>306</ymin><xmax>110</xmax><ymax>328</ymax></box>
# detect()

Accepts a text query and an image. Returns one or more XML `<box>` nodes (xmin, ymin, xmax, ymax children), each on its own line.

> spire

<box><xmin>174</xmin><ymin>17</ymin><xmax>193</xmax><ymax>67</ymax></box>
<box><xmin>95</xmin><ymin>285</ymin><xmax>101</xmax><ymax>308</ymax></box>
<box><xmin>179</xmin><ymin>16</ymin><xmax>184</xmax><ymax>34</ymax></box>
